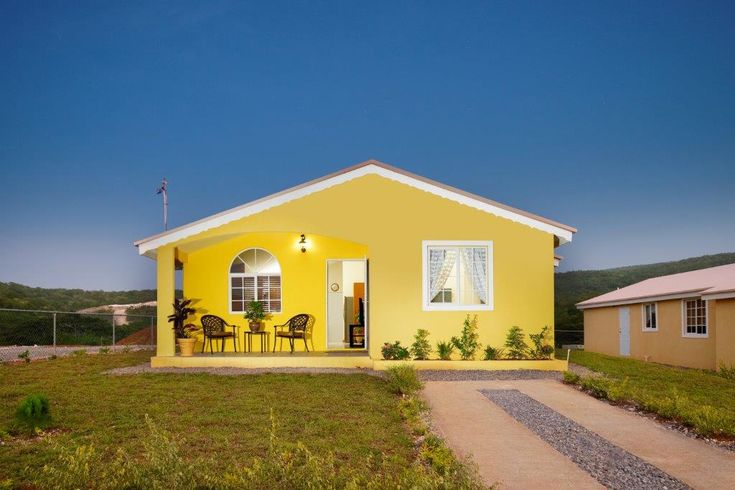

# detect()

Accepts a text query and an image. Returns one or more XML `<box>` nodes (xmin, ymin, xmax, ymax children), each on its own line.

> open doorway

<box><xmin>326</xmin><ymin>259</ymin><xmax>367</xmax><ymax>350</ymax></box>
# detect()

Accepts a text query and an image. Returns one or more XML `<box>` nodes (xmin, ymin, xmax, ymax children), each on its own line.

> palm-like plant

<box><xmin>168</xmin><ymin>298</ymin><xmax>196</xmax><ymax>338</ymax></box>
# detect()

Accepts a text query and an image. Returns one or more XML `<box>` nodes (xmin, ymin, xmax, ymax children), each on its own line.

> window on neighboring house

<box><xmin>423</xmin><ymin>241</ymin><xmax>493</xmax><ymax>310</ymax></box>
<box><xmin>643</xmin><ymin>303</ymin><xmax>657</xmax><ymax>331</ymax></box>
<box><xmin>229</xmin><ymin>248</ymin><xmax>282</xmax><ymax>313</ymax></box>
<box><xmin>683</xmin><ymin>298</ymin><xmax>707</xmax><ymax>337</ymax></box>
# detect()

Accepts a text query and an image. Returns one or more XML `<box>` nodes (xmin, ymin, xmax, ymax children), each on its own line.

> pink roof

<box><xmin>577</xmin><ymin>263</ymin><xmax>735</xmax><ymax>309</ymax></box>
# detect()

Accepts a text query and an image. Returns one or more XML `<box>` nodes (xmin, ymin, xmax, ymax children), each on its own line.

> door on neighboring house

<box><xmin>619</xmin><ymin>307</ymin><xmax>631</xmax><ymax>356</ymax></box>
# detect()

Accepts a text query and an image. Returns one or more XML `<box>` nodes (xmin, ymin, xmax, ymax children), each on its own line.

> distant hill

<box><xmin>555</xmin><ymin>252</ymin><xmax>735</xmax><ymax>331</ymax></box>
<box><xmin>0</xmin><ymin>282</ymin><xmax>162</xmax><ymax>312</ymax></box>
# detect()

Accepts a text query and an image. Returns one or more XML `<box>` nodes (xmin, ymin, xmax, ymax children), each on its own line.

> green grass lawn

<box><xmin>0</xmin><ymin>351</ymin><xmax>416</xmax><ymax>485</ymax></box>
<box><xmin>565</xmin><ymin>350</ymin><xmax>735</xmax><ymax>437</ymax></box>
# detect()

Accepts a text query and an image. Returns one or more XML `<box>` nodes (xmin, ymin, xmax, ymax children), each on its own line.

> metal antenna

<box><xmin>156</xmin><ymin>178</ymin><xmax>168</xmax><ymax>230</ymax></box>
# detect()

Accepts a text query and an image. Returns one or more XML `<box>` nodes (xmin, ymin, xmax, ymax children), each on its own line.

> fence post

<box><xmin>53</xmin><ymin>312</ymin><xmax>57</xmax><ymax>355</ymax></box>
<box><xmin>112</xmin><ymin>315</ymin><xmax>116</xmax><ymax>351</ymax></box>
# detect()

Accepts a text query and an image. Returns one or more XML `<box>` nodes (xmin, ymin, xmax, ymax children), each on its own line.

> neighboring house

<box><xmin>578</xmin><ymin>263</ymin><xmax>735</xmax><ymax>370</ymax></box>
<box><xmin>134</xmin><ymin>160</ymin><xmax>575</xmax><ymax>365</ymax></box>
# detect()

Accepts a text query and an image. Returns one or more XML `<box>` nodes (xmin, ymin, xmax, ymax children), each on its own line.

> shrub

<box><xmin>529</xmin><ymin>326</ymin><xmax>554</xmax><ymax>360</ymax></box>
<box><xmin>410</xmin><ymin>329</ymin><xmax>432</xmax><ymax>360</ymax></box>
<box><xmin>562</xmin><ymin>371</ymin><xmax>580</xmax><ymax>384</ymax></box>
<box><xmin>483</xmin><ymin>346</ymin><xmax>504</xmax><ymax>360</ymax></box>
<box><xmin>381</xmin><ymin>341</ymin><xmax>410</xmax><ymax>360</ymax></box>
<box><xmin>121</xmin><ymin>346</ymin><xmax>132</xmax><ymax>353</ymax></box>
<box><xmin>385</xmin><ymin>364</ymin><xmax>424</xmax><ymax>396</ymax></box>
<box><xmin>99</xmin><ymin>347</ymin><xmax>111</xmax><ymax>355</ymax></box>
<box><xmin>718</xmin><ymin>362</ymin><xmax>735</xmax><ymax>380</ymax></box>
<box><xmin>451</xmin><ymin>315</ymin><xmax>481</xmax><ymax>360</ymax></box>
<box><xmin>436</xmin><ymin>341</ymin><xmax>454</xmax><ymax>360</ymax></box>
<box><xmin>14</xmin><ymin>394</ymin><xmax>52</xmax><ymax>434</ymax></box>
<box><xmin>17</xmin><ymin>350</ymin><xmax>30</xmax><ymax>363</ymax></box>
<box><xmin>504</xmin><ymin>326</ymin><xmax>529</xmax><ymax>359</ymax></box>
<box><xmin>71</xmin><ymin>349</ymin><xmax>87</xmax><ymax>357</ymax></box>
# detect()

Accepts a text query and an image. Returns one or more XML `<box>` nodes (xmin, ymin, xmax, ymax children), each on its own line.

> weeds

<box><xmin>385</xmin><ymin>364</ymin><xmax>424</xmax><ymax>396</ymax></box>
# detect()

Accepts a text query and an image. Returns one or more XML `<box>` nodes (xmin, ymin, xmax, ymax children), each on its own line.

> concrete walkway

<box><xmin>423</xmin><ymin>379</ymin><xmax>735</xmax><ymax>489</ymax></box>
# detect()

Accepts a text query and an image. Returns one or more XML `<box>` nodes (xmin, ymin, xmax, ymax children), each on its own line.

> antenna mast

<box><xmin>156</xmin><ymin>178</ymin><xmax>168</xmax><ymax>230</ymax></box>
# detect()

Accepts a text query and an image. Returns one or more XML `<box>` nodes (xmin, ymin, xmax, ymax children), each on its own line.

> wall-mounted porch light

<box><xmin>299</xmin><ymin>234</ymin><xmax>308</xmax><ymax>253</ymax></box>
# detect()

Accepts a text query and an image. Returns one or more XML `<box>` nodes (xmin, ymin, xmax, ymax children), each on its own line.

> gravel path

<box><xmin>481</xmin><ymin>389</ymin><xmax>690</xmax><ymax>490</ymax></box>
<box><xmin>0</xmin><ymin>345</ymin><xmax>153</xmax><ymax>362</ymax></box>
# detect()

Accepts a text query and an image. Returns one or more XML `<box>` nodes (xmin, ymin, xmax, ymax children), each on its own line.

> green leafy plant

<box><xmin>451</xmin><ymin>315</ymin><xmax>481</xmax><ymax>360</ymax></box>
<box><xmin>17</xmin><ymin>350</ymin><xmax>30</xmax><ymax>364</ymax></box>
<box><xmin>718</xmin><ymin>362</ymin><xmax>735</xmax><ymax>380</ymax></box>
<box><xmin>410</xmin><ymin>329</ymin><xmax>432</xmax><ymax>360</ymax></box>
<box><xmin>529</xmin><ymin>326</ymin><xmax>554</xmax><ymax>359</ymax></box>
<box><xmin>504</xmin><ymin>326</ymin><xmax>529</xmax><ymax>359</ymax></box>
<box><xmin>244</xmin><ymin>300</ymin><xmax>267</xmax><ymax>322</ymax></box>
<box><xmin>385</xmin><ymin>364</ymin><xmax>424</xmax><ymax>396</ymax></box>
<box><xmin>167</xmin><ymin>298</ymin><xmax>196</xmax><ymax>338</ymax></box>
<box><xmin>381</xmin><ymin>341</ymin><xmax>410</xmax><ymax>360</ymax></box>
<box><xmin>483</xmin><ymin>346</ymin><xmax>504</xmax><ymax>360</ymax></box>
<box><xmin>436</xmin><ymin>341</ymin><xmax>454</xmax><ymax>360</ymax></box>
<box><xmin>562</xmin><ymin>371</ymin><xmax>581</xmax><ymax>384</ymax></box>
<box><xmin>14</xmin><ymin>394</ymin><xmax>52</xmax><ymax>434</ymax></box>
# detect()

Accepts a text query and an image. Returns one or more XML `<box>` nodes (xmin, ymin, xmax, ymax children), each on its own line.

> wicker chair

<box><xmin>273</xmin><ymin>314</ymin><xmax>310</xmax><ymax>353</ymax></box>
<box><xmin>200</xmin><ymin>315</ymin><xmax>239</xmax><ymax>353</ymax></box>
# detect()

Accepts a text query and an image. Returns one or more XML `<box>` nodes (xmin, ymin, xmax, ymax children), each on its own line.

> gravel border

<box><xmin>105</xmin><ymin>362</ymin><xmax>382</xmax><ymax>376</ymax></box>
<box><xmin>481</xmin><ymin>389</ymin><xmax>690</xmax><ymax>490</ymax></box>
<box><xmin>418</xmin><ymin>369</ymin><xmax>562</xmax><ymax>381</ymax></box>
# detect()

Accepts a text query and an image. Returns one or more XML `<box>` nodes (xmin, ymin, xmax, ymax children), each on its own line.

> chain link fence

<box><xmin>555</xmin><ymin>329</ymin><xmax>584</xmax><ymax>348</ymax></box>
<box><xmin>0</xmin><ymin>308</ymin><xmax>157</xmax><ymax>362</ymax></box>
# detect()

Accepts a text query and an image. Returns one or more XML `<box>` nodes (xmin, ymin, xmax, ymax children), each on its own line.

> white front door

<box><xmin>619</xmin><ymin>307</ymin><xmax>630</xmax><ymax>356</ymax></box>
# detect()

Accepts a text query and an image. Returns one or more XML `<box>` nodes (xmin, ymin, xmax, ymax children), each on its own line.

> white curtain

<box><xmin>461</xmin><ymin>248</ymin><xmax>487</xmax><ymax>304</ymax></box>
<box><xmin>429</xmin><ymin>249</ymin><xmax>456</xmax><ymax>301</ymax></box>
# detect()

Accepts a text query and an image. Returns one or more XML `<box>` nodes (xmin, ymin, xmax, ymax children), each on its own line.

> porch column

<box><xmin>156</xmin><ymin>246</ymin><xmax>176</xmax><ymax>357</ymax></box>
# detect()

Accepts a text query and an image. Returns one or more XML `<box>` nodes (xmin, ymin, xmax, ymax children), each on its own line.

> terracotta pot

<box><xmin>177</xmin><ymin>338</ymin><xmax>197</xmax><ymax>357</ymax></box>
<box><xmin>249</xmin><ymin>320</ymin><xmax>263</xmax><ymax>332</ymax></box>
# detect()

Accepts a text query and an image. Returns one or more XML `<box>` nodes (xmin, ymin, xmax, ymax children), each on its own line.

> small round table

<box><xmin>244</xmin><ymin>330</ymin><xmax>269</xmax><ymax>353</ymax></box>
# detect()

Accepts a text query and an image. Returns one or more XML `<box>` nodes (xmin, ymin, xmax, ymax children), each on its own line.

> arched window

<box><xmin>229</xmin><ymin>248</ymin><xmax>282</xmax><ymax>313</ymax></box>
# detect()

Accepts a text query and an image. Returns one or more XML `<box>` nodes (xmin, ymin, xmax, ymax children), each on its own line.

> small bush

<box><xmin>121</xmin><ymin>346</ymin><xmax>132</xmax><ymax>353</ymax></box>
<box><xmin>410</xmin><ymin>329</ymin><xmax>432</xmax><ymax>360</ymax></box>
<box><xmin>385</xmin><ymin>364</ymin><xmax>424</xmax><ymax>396</ymax></box>
<box><xmin>451</xmin><ymin>315</ymin><xmax>481</xmax><ymax>360</ymax></box>
<box><xmin>436</xmin><ymin>341</ymin><xmax>454</xmax><ymax>360</ymax></box>
<box><xmin>504</xmin><ymin>326</ymin><xmax>529</xmax><ymax>359</ymax></box>
<box><xmin>529</xmin><ymin>326</ymin><xmax>554</xmax><ymax>360</ymax></box>
<box><xmin>14</xmin><ymin>394</ymin><xmax>52</xmax><ymax>434</ymax></box>
<box><xmin>99</xmin><ymin>347</ymin><xmax>111</xmax><ymax>355</ymax></box>
<box><xmin>71</xmin><ymin>349</ymin><xmax>87</xmax><ymax>357</ymax></box>
<box><xmin>18</xmin><ymin>350</ymin><xmax>30</xmax><ymax>363</ymax></box>
<box><xmin>562</xmin><ymin>371</ymin><xmax>580</xmax><ymax>384</ymax></box>
<box><xmin>49</xmin><ymin>355</ymin><xmax>58</xmax><ymax>360</ymax></box>
<box><xmin>718</xmin><ymin>362</ymin><xmax>735</xmax><ymax>380</ymax></box>
<box><xmin>381</xmin><ymin>341</ymin><xmax>410</xmax><ymax>360</ymax></box>
<box><xmin>483</xmin><ymin>346</ymin><xmax>504</xmax><ymax>360</ymax></box>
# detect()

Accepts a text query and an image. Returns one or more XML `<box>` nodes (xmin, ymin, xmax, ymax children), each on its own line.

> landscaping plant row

<box><xmin>381</xmin><ymin>315</ymin><xmax>555</xmax><ymax>361</ymax></box>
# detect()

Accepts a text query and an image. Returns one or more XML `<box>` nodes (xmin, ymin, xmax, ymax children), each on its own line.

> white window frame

<box><xmin>421</xmin><ymin>240</ymin><xmax>493</xmax><ymax>311</ymax></box>
<box><xmin>681</xmin><ymin>298</ymin><xmax>708</xmax><ymax>338</ymax></box>
<box><xmin>228</xmin><ymin>248</ymin><xmax>283</xmax><ymax>315</ymax></box>
<box><xmin>641</xmin><ymin>303</ymin><xmax>658</xmax><ymax>332</ymax></box>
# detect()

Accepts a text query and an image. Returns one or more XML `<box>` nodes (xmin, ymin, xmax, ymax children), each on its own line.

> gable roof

<box><xmin>577</xmin><ymin>263</ymin><xmax>735</xmax><ymax>309</ymax></box>
<box><xmin>134</xmin><ymin>159</ymin><xmax>576</xmax><ymax>257</ymax></box>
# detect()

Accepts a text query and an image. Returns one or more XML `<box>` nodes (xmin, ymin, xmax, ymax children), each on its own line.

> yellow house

<box><xmin>135</xmin><ymin>160</ymin><xmax>575</xmax><ymax>369</ymax></box>
<box><xmin>578</xmin><ymin>263</ymin><xmax>735</xmax><ymax>370</ymax></box>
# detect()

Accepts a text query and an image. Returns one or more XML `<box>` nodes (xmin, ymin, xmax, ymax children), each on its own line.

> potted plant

<box><xmin>167</xmin><ymin>298</ymin><xmax>196</xmax><ymax>353</ymax></box>
<box><xmin>178</xmin><ymin>324</ymin><xmax>200</xmax><ymax>357</ymax></box>
<box><xmin>244</xmin><ymin>300</ymin><xmax>267</xmax><ymax>332</ymax></box>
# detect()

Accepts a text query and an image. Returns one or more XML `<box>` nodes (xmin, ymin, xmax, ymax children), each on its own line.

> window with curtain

<box><xmin>423</xmin><ymin>241</ymin><xmax>492</xmax><ymax>310</ymax></box>
<box><xmin>643</xmin><ymin>303</ymin><xmax>657</xmax><ymax>330</ymax></box>
<box><xmin>229</xmin><ymin>248</ymin><xmax>282</xmax><ymax>313</ymax></box>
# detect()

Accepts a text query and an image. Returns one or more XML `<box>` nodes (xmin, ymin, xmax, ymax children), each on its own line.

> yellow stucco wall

<box><xmin>160</xmin><ymin>173</ymin><xmax>557</xmax><ymax>359</ymax></box>
<box><xmin>715</xmin><ymin>298</ymin><xmax>735</xmax><ymax>368</ymax></box>
<box><xmin>583</xmin><ymin>299</ymin><xmax>720</xmax><ymax>370</ymax></box>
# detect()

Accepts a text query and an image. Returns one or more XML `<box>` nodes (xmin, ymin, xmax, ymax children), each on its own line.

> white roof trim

<box><xmin>135</xmin><ymin>161</ymin><xmax>575</xmax><ymax>256</ymax></box>
<box><xmin>576</xmin><ymin>290</ymin><xmax>708</xmax><ymax>310</ymax></box>
<box><xmin>702</xmin><ymin>291</ymin><xmax>735</xmax><ymax>301</ymax></box>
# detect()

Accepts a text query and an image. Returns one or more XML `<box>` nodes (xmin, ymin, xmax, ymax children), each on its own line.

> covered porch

<box><xmin>154</xmin><ymin>231</ymin><xmax>370</xmax><ymax>363</ymax></box>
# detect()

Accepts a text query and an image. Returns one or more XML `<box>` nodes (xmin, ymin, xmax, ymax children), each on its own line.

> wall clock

<box><xmin>330</xmin><ymin>282</ymin><xmax>340</xmax><ymax>292</ymax></box>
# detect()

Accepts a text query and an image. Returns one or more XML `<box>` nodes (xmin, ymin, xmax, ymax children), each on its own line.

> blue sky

<box><xmin>1</xmin><ymin>1</ymin><xmax>733</xmax><ymax>290</ymax></box>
